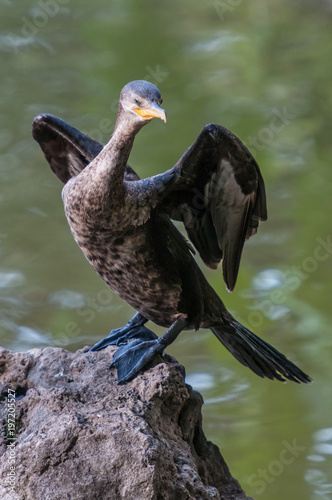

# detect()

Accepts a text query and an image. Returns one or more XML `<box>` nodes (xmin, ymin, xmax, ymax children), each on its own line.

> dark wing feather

<box><xmin>32</xmin><ymin>114</ymin><xmax>140</xmax><ymax>183</ymax></box>
<box><xmin>131</xmin><ymin>123</ymin><xmax>267</xmax><ymax>291</ymax></box>
<box><xmin>32</xmin><ymin>114</ymin><xmax>103</xmax><ymax>183</ymax></box>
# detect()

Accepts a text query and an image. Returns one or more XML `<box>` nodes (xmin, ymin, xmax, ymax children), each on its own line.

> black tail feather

<box><xmin>211</xmin><ymin>320</ymin><xmax>311</xmax><ymax>384</ymax></box>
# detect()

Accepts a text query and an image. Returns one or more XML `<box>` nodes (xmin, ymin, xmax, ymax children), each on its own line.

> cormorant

<box><xmin>32</xmin><ymin>80</ymin><xmax>311</xmax><ymax>384</ymax></box>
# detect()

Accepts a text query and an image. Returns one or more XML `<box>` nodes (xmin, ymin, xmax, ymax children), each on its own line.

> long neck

<box><xmin>82</xmin><ymin>107</ymin><xmax>144</xmax><ymax>209</ymax></box>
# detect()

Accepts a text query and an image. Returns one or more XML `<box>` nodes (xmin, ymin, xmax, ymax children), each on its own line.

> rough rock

<box><xmin>0</xmin><ymin>345</ymin><xmax>254</xmax><ymax>500</ymax></box>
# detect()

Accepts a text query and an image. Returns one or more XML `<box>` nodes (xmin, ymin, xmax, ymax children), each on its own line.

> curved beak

<box><xmin>132</xmin><ymin>102</ymin><xmax>167</xmax><ymax>123</ymax></box>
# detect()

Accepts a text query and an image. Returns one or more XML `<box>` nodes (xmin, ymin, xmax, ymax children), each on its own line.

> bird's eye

<box><xmin>135</xmin><ymin>98</ymin><xmax>140</xmax><ymax>105</ymax></box>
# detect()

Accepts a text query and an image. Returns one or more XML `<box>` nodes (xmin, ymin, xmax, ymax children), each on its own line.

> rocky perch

<box><xmin>0</xmin><ymin>346</ymin><xmax>253</xmax><ymax>500</ymax></box>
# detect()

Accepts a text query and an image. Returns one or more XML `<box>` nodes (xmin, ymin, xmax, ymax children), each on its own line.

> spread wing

<box><xmin>33</xmin><ymin>115</ymin><xmax>267</xmax><ymax>291</ymax></box>
<box><xmin>32</xmin><ymin>114</ymin><xmax>140</xmax><ymax>183</ymax></box>
<box><xmin>131</xmin><ymin>124</ymin><xmax>267</xmax><ymax>291</ymax></box>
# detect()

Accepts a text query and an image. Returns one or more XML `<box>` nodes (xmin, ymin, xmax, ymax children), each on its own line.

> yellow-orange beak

<box><xmin>132</xmin><ymin>102</ymin><xmax>167</xmax><ymax>123</ymax></box>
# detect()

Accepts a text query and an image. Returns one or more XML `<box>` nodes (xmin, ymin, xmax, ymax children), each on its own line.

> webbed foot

<box><xmin>111</xmin><ymin>338</ymin><xmax>164</xmax><ymax>383</ymax></box>
<box><xmin>110</xmin><ymin>316</ymin><xmax>188</xmax><ymax>383</ymax></box>
<box><xmin>86</xmin><ymin>313</ymin><xmax>157</xmax><ymax>352</ymax></box>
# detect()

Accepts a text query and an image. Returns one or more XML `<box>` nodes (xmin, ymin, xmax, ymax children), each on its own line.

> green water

<box><xmin>1</xmin><ymin>1</ymin><xmax>332</xmax><ymax>498</ymax></box>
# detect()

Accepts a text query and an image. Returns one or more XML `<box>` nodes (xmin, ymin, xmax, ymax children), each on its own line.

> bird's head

<box><xmin>118</xmin><ymin>80</ymin><xmax>167</xmax><ymax>127</ymax></box>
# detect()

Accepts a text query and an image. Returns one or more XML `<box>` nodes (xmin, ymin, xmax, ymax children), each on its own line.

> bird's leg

<box><xmin>111</xmin><ymin>316</ymin><xmax>188</xmax><ymax>383</ymax></box>
<box><xmin>86</xmin><ymin>312</ymin><xmax>157</xmax><ymax>352</ymax></box>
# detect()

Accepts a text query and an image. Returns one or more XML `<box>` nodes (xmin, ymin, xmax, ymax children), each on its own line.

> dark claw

<box><xmin>111</xmin><ymin>338</ymin><xmax>164</xmax><ymax>383</ymax></box>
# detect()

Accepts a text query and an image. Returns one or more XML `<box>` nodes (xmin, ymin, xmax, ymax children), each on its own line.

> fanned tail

<box><xmin>211</xmin><ymin>320</ymin><xmax>311</xmax><ymax>383</ymax></box>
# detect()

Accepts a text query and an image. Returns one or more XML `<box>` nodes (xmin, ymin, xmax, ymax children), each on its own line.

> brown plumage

<box><xmin>32</xmin><ymin>80</ymin><xmax>311</xmax><ymax>384</ymax></box>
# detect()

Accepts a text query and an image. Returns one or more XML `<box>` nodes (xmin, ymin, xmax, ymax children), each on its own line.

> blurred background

<box><xmin>1</xmin><ymin>0</ymin><xmax>332</xmax><ymax>498</ymax></box>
